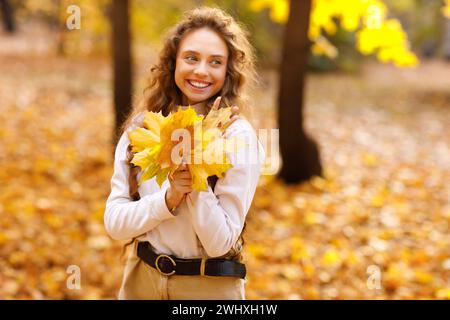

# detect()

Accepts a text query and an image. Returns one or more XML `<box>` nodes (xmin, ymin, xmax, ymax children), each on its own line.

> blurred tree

<box><xmin>55</xmin><ymin>0</ymin><xmax>65</xmax><ymax>55</ymax></box>
<box><xmin>278</xmin><ymin>0</ymin><xmax>322</xmax><ymax>183</ymax></box>
<box><xmin>111</xmin><ymin>0</ymin><xmax>132</xmax><ymax>146</ymax></box>
<box><xmin>0</xmin><ymin>0</ymin><xmax>15</xmax><ymax>32</ymax></box>
<box><xmin>11</xmin><ymin>0</ymin><xmax>110</xmax><ymax>55</ymax></box>
<box><xmin>442</xmin><ymin>0</ymin><xmax>450</xmax><ymax>59</ymax></box>
<box><xmin>443</xmin><ymin>0</ymin><xmax>450</xmax><ymax>17</ymax></box>
<box><xmin>250</xmin><ymin>0</ymin><xmax>418</xmax><ymax>183</ymax></box>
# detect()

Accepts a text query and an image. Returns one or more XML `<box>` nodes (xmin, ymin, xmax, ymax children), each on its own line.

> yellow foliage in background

<box><xmin>443</xmin><ymin>0</ymin><xmax>450</xmax><ymax>17</ymax></box>
<box><xmin>249</xmin><ymin>0</ymin><xmax>419</xmax><ymax>67</ymax></box>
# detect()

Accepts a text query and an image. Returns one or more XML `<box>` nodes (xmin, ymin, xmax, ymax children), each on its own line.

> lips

<box><xmin>186</xmin><ymin>79</ymin><xmax>212</xmax><ymax>91</ymax></box>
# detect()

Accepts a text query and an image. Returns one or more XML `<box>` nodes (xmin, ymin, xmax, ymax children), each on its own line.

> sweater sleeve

<box><xmin>185</xmin><ymin>121</ymin><xmax>265</xmax><ymax>257</ymax></box>
<box><xmin>104</xmin><ymin>128</ymin><xmax>175</xmax><ymax>241</ymax></box>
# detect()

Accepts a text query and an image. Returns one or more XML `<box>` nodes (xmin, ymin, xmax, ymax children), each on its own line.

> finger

<box><xmin>176</xmin><ymin>167</ymin><xmax>190</xmax><ymax>174</ymax></box>
<box><xmin>212</xmin><ymin>96</ymin><xmax>221</xmax><ymax>111</ymax></box>
<box><xmin>183</xmin><ymin>187</ymin><xmax>192</xmax><ymax>194</ymax></box>
<box><xmin>177</xmin><ymin>186</ymin><xmax>193</xmax><ymax>194</ymax></box>
<box><xmin>174</xmin><ymin>176</ymin><xmax>191</xmax><ymax>183</ymax></box>
<box><xmin>175</xmin><ymin>168</ymin><xmax>190</xmax><ymax>175</ymax></box>
<box><xmin>169</xmin><ymin>165</ymin><xmax>180</xmax><ymax>178</ymax></box>
<box><xmin>230</xmin><ymin>115</ymin><xmax>239</xmax><ymax>122</ymax></box>
<box><xmin>179</xmin><ymin>185</ymin><xmax>193</xmax><ymax>191</ymax></box>
<box><xmin>181</xmin><ymin>171</ymin><xmax>192</xmax><ymax>177</ymax></box>
<box><xmin>231</xmin><ymin>105</ymin><xmax>239</xmax><ymax>116</ymax></box>
<box><xmin>168</xmin><ymin>170</ymin><xmax>175</xmax><ymax>182</ymax></box>
<box><xmin>173</xmin><ymin>186</ymin><xmax>191</xmax><ymax>194</ymax></box>
<box><xmin>172</xmin><ymin>173</ymin><xmax>191</xmax><ymax>180</ymax></box>
<box><xmin>176</xmin><ymin>176</ymin><xmax>192</xmax><ymax>183</ymax></box>
<box><xmin>173</xmin><ymin>171</ymin><xmax>191</xmax><ymax>179</ymax></box>
<box><xmin>173</xmin><ymin>178</ymin><xmax>191</xmax><ymax>186</ymax></box>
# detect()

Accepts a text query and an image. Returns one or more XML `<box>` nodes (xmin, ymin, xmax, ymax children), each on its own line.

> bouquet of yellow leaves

<box><xmin>128</xmin><ymin>105</ymin><xmax>243</xmax><ymax>191</ymax></box>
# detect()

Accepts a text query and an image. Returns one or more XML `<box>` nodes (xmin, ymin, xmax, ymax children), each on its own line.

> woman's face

<box><xmin>175</xmin><ymin>27</ymin><xmax>229</xmax><ymax>105</ymax></box>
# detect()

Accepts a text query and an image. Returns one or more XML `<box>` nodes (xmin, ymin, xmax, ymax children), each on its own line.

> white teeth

<box><xmin>188</xmin><ymin>80</ymin><xmax>210</xmax><ymax>88</ymax></box>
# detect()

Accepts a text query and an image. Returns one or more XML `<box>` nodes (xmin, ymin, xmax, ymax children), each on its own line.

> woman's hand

<box><xmin>165</xmin><ymin>98</ymin><xmax>240</xmax><ymax>213</ymax></box>
<box><xmin>165</xmin><ymin>163</ymin><xmax>192</xmax><ymax>213</ymax></box>
<box><xmin>209</xmin><ymin>96</ymin><xmax>240</xmax><ymax>126</ymax></box>
<box><xmin>186</xmin><ymin>96</ymin><xmax>241</xmax><ymax>125</ymax></box>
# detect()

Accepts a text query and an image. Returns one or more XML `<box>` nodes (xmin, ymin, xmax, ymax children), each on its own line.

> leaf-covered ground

<box><xmin>0</xmin><ymin>32</ymin><xmax>449</xmax><ymax>299</ymax></box>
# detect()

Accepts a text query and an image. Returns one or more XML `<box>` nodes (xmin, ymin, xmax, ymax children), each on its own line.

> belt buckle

<box><xmin>155</xmin><ymin>254</ymin><xmax>176</xmax><ymax>276</ymax></box>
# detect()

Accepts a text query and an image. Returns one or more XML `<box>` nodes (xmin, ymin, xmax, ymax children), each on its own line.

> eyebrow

<box><xmin>181</xmin><ymin>49</ymin><xmax>226</xmax><ymax>59</ymax></box>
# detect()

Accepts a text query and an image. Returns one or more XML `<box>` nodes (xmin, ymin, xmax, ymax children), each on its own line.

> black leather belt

<box><xmin>137</xmin><ymin>241</ymin><xmax>246</xmax><ymax>279</ymax></box>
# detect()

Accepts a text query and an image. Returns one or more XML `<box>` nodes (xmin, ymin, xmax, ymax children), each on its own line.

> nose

<box><xmin>193</xmin><ymin>62</ymin><xmax>208</xmax><ymax>77</ymax></box>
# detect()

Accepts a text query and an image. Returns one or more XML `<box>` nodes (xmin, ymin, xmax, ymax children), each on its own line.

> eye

<box><xmin>185</xmin><ymin>55</ymin><xmax>198</xmax><ymax>62</ymax></box>
<box><xmin>211</xmin><ymin>59</ymin><xmax>222</xmax><ymax>65</ymax></box>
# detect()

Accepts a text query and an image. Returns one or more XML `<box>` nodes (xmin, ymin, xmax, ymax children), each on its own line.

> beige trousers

<box><xmin>118</xmin><ymin>241</ymin><xmax>246</xmax><ymax>300</ymax></box>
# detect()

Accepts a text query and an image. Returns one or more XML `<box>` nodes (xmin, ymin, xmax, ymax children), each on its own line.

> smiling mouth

<box><xmin>187</xmin><ymin>80</ymin><xmax>212</xmax><ymax>90</ymax></box>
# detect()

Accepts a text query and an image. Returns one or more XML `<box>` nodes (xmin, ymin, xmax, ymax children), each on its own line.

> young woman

<box><xmin>104</xmin><ymin>7</ymin><xmax>265</xmax><ymax>300</ymax></box>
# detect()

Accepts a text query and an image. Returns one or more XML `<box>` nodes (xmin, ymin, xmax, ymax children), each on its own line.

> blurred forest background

<box><xmin>0</xmin><ymin>0</ymin><xmax>449</xmax><ymax>299</ymax></box>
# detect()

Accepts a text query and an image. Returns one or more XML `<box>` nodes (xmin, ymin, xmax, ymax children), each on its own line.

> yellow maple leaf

<box><xmin>128</xmin><ymin>106</ymin><xmax>241</xmax><ymax>191</ymax></box>
<box><xmin>202</xmin><ymin>101</ymin><xmax>232</xmax><ymax>131</ymax></box>
<box><xmin>189</xmin><ymin>137</ymin><xmax>238</xmax><ymax>191</ymax></box>
<box><xmin>158</xmin><ymin>107</ymin><xmax>203</xmax><ymax>168</ymax></box>
<box><xmin>143</xmin><ymin>110</ymin><xmax>166</xmax><ymax>135</ymax></box>
<box><xmin>128</xmin><ymin>127</ymin><xmax>160</xmax><ymax>153</ymax></box>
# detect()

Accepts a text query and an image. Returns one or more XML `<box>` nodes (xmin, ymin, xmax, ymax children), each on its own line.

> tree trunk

<box><xmin>55</xmin><ymin>0</ymin><xmax>65</xmax><ymax>56</ymax></box>
<box><xmin>278</xmin><ymin>0</ymin><xmax>322</xmax><ymax>184</ymax></box>
<box><xmin>443</xmin><ymin>18</ymin><xmax>450</xmax><ymax>60</ymax></box>
<box><xmin>111</xmin><ymin>0</ymin><xmax>132</xmax><ymax>146</ymax></box>
<box><xmin>0</xmin><ymin>0</ymin><xmax>15</xmax><ymax>33</ymax></box>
